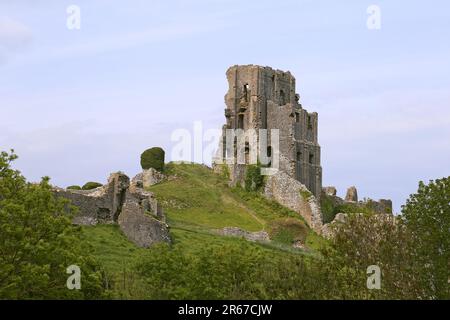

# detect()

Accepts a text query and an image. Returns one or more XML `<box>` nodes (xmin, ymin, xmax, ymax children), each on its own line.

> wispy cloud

<box><xmin>0</xmin><ymin>16</ymin><xmax>32</xmax><ymax>62</ymax></box>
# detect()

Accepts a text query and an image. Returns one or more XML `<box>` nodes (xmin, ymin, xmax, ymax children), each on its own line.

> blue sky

<box><xmin>1</xmin><ymin>0</ymin><xmax>449</xmax><ymax>213</ymax></box>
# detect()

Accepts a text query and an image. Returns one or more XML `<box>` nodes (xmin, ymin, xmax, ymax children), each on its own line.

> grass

<box><xmin>80</xmin><ymin>162</ymin><xmax>327</xmax><ymax>298</ymax></box>
<box><xmin>82</xmin><ymin>223</ymin><xmax>320</xmax><ymax>276</ymax></box>
<box><xmin>81</xmin><ymin>224</ymin><xmax>146</xmax><ymax>274</ymax></box>
<box><xmin>151</xmin><ymin>163</ymin><xmax>325</xmax><ymax>251</ymax></box>
<box><xmin>148</xmin><ymin>163</ymin><xmax>311</xmax><ymax>233</ymax></box>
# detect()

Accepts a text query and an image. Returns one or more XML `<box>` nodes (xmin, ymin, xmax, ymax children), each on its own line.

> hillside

<box><xmin>81</xmin><ymin>163</ymin><xmax>325</xmax><ymax>298</ymax></box>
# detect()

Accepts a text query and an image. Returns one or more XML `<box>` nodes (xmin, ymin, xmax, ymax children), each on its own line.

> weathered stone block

<box><xmin>323</xmin><ymin>186</ymin><xmax>337</xmax><ymax>196</ymax></box>
<box><xmin>142</xmin><ymin>168</ymin><xmax>166</xmax><ymax>188</ymax></box>
<box><xmin>345</xmin><ymin>186</ymin><xmax>358</xmax><ymax>202</ymax></box>
<box><xmin>219</xmin><ymin>227</ymin><xmax>270</xmax><ymax>242</ymax></box>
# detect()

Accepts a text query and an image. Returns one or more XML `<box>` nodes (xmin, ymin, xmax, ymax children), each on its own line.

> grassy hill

<box><xmin>81</xmin><ymin>163</ymin><xmax>326</xmax><ymax>298</ymax></box>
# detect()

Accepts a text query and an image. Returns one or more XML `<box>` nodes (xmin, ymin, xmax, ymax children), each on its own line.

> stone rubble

<box><xmin>219</xmin><ymin>227</ymin><xmax>270</xmax><ymax>242</ymax></box>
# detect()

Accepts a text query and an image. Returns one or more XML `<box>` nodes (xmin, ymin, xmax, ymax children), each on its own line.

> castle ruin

<box><xmin>216</xmin><ymin>65</ymin><xmax>322</xmax><ymax>197</ymax></box>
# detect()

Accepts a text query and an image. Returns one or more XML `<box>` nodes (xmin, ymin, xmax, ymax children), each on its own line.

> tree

<box><xmin>0</xmin><ymin>150</ymin><xmax>107</xmax><ymax>299</ymax></box>
<box><xmin>401</xmin><ymin>177</ymin><xmax>450</xmax><ymax>299</ymax></box>
<box><xmin>319</xmin><ymin>213</ymin><xmax>424</xmax><ymax>299</ymax></box>
<box><xmin>318</xmin><ymin>176</ymin><xmax>450</xmax><ymax>300</ymax></box>
<box><xmin>140</xmin><ymin>147</ymin><xmax>165</xmax><ymax>172</ymax></box>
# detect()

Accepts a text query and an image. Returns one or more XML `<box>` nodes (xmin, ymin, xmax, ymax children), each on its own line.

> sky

<box><xmin>1</xmin><ymin>0</ymin><xmax>449</xmax><ymax>213</ymax></box>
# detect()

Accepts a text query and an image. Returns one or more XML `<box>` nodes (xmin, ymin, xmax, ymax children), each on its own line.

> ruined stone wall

<box><xmin>54</xmin><ymin>172</ymin><xmax>170</xmax><ymax>247</ymax></box>
<box><xmin>264</xmin><ymin>171</ymin><xmax>323</xmax><ymax>233</ymax></box>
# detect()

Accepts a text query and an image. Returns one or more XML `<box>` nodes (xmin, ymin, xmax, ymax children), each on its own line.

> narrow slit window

<box><xmin>238</xmin><ymin>114</ymin><xmax>244</xmax><ymax>129</ymax></box>
<box><xmin>243</xmin><ymin>84</ymin><xmax>249</xmax><ymax>102</ymax></box>
<box><xmin>279</xmin><ymin>90</ymin><xmax>286</xmax><ymax>106</ymax></box>
<box><xmin>307</xmin><ymin>115</ymin><xmax>312</xmax><ymax>129</ymax></box>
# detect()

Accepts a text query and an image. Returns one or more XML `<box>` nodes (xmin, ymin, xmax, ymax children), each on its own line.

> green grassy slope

<box><xmin>81</xmin><ymin>163</ymin><xmax>326</xmax><ymax>297</ymax></box>
<box><xmin>148</xmin><ymin>163</ymin><xmax>308</xmax><ymax>231</ymax></box>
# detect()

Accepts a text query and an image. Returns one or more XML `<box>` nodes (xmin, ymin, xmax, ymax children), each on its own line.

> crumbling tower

<box><xmin>217</xmin><ymin>65</ymin><xmax>322</xmax><ymax>197</ymax></box>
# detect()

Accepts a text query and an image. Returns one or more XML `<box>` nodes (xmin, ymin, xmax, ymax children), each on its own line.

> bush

<box><xmin>67</xmin><ymin>185</ymin><xmax>82</xmax><ymax>190</ymax></box>
<box><xmin>82</xmin><ymin>182</ymin><xmax>103</xmax><ymax>190</ymax></box>
<box><xmin>245</xmin><ymin>164</ymin><xmax>264</xmax><ymax>192</ymax></box>
<box><xmin>140</xmin><ymin>147</ymin><xmax>165</xmax><ymax>172</ymax></box>
<box><xmin>269</xmin><ymin>218</ymin><xmax>308</xmax><ymax>245</ymax></box>
<box><xmin>320</xmin><ymin>193</ymin><xmax>336</xmax><ymax>223</ymax></box>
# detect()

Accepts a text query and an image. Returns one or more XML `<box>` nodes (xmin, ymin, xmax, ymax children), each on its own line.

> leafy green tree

<box><xmin>401</xmin><ymin>177</ymin><xmax>450</xmax><ymax>299</ymax></box>
<box><xmin>0</xmin><ymin>150</ymin><xmax>107</xmax><ymax>299</ymax></box>
<box><xmin>140</xmin><ymin>147</ymin><xmax>165</xmax><ymax>172</ymax></box>
<box><xmin>318</xmin><ymin>176</ymin><xmax>450</xmax><ymax>300</ymax></box>
<box><xmin>319</xmin><ymin>213</ymin><xmax>424</xmax><ymax>299</ymax></box>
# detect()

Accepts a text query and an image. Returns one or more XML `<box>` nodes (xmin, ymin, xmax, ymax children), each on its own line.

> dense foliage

<box><xmin>401</xmin><ymin>177</ymin><xmax>449</xmax><ymax>299</ymax></box>
<box><xmin>1</xmin><ymin>151</ymin><xmax>447</xmax><ymax>300</ymax></box>
<box><xmin>133</xmin><ymin>242</ymin><xmax>321</xmax><ymax>299</ymax></box>
<box><xmin>0</xmin><ymin>150</ymin><xmax>107</xmax><ymax>299</ymax></box>
<box><xmin>130</xmin><ymin>177</ymin><xmax>449</xmax><ymax>300</ymax></box>
<box><xmin>244</xmin><ymin>164</ymin><xmax>264</xmax><ymax>192</ymax></box>
<box><xmin>140</xmin><ymin>147</ymin><xmax>165</xmax><ymax>172</ymax></box>
<box><xmin>318</xmin><ymin>177</ymin><xmax>449</xmax><ymax>299</ymax></box>
<box><xmin>320</xmin><ymin>193</ymin><xmax>378</xmax><ymax>224</ymax></box>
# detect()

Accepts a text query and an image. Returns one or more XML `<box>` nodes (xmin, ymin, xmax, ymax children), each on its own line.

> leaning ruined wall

<box><xmin>264</xmin><ymin>171</ymin><xmax>323</xmax><ymax>233</ymax></box>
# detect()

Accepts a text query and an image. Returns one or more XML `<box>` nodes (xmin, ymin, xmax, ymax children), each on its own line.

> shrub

<box><xmin>269</xmin><ymin>218</ymin><xmax>308</xmax><ymax>245</ymax></box>
<box><xmin>140</xmin><ymin>147</ymin><xmax>165</xmax><ymax>172</ymax></box>
<box><xmin>244</xmin><ymin>164</ymin><xmax>264</xmax><ymax>192</ymax></box>
<box><xmin>67</xmin><ymin>185</ymin><xmax>82</xmax><ymax>190</ymax></box>
<box><xmin>299</xmin><ymin>189</ymin><xmax>313</xmax><ymax>201</ymax></box>
<box><xmin>82</xmin><ymin>182</ymin><xmax>103</xmax><ymax>190</ymax></box>
<box><xmin>218</xmin><ymin>164</ymin><xmax>230</xmax><ymax>181</ymax></box>
<box><xmin>320</xmin><ymin>193</ymin><xmax>336</xmax><ymax>223</ymax></box>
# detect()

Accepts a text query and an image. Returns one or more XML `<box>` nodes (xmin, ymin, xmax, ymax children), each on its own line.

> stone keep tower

<box><xmin>219</xmin><ymin>65</ymin><xmax>322</xmax><ymax>197</ymax></box>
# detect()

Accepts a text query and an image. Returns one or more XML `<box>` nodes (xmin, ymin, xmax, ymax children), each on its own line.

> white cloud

<box><xmin>0</xmin><ymin>16</ymin><xmax>32</xmax><ymax>61</ymax></box>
